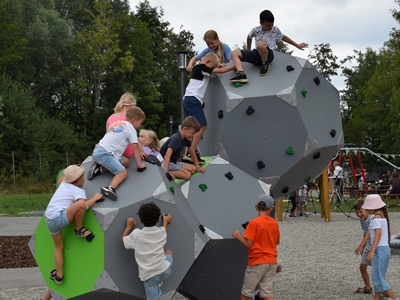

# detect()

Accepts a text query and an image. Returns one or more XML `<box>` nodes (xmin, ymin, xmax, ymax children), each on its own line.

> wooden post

<box><xmin>320</xmin><ymin>166</ymin><xmax>330</xmax><ymax>222</ymax></box>
<box><xmin>276</xmin><ymin>198</ymin><xmax>283</xmax><ymax>221</ymax></box>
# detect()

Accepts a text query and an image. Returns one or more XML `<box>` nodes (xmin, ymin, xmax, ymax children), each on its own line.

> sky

<box><xmin>128</xmin><ymin>0</ymin><xmax>398</xmax><ymax>90</ymax></box>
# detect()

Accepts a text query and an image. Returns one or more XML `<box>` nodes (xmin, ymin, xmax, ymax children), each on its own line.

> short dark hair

<box><xmin>353</xmin><ymin>199</ymin><xmax>364</xmax><ymax>211</ymax></box>
<box><xmin>182</xmin><ymin>116</ymin><xmax>201</xmax><ymax>132</ymax></box>
<box><xmin>137</xmin><ymin>202</ymin><xmax>160</xmax><ymax>227</ymax></box>
<box><xmin>260</xmin><ymin>10</ymin><xmax>274</xmax><ymax>23</ymax></box>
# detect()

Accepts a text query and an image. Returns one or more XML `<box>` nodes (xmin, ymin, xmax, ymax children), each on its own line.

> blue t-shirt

<box><xmin>196</xmin><ymin>43</ymin><xmax>232</xmax><ymax>63</ymax></box>
<box><xmin>160</xmin><ymin>131</ymin><xmax>191</xmax><ymax>164</ymax></box>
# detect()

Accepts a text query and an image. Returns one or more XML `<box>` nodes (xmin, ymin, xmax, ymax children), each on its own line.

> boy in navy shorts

<box><xmin>229</xmin><ymin>9</ymin><xmax>308</xmax><ymax>83</ymax></box>
<box><xmin>183</xmin><ymin>52</ymin><xmax>234</xmax><ymax>164</ymax></box>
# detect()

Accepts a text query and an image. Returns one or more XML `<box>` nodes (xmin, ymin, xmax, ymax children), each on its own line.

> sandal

<box><xmin>49</xmin><ymin>269</ymin><xmax>63</xmax><ymax>284</ymax></box>
<box><xmin>354</xmin><ymin>287</ymin><xmax>372</xmax><ymax>294</ymax></box>
<box><xmin>380</xmin><ymin>291</ymin><xmax>389</xmax><ymax>300</ymax></box>
<box><xmin>74</xmin><ymin>226</ymin><xmax>91</xmax><ymax>238</ymax></box>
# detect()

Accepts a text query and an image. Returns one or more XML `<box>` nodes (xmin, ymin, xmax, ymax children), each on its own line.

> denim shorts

<box><xmin>371</xmin><ymin>246</ymin><xmax>391</xmax><ymax>292</ymax></box>
<box><xmin>143</xmin><ymin>254</ymin><xmax>173</xmax><ymax>300</ymax></box>
<box><xmin>183</xmin><ymin>96</ymin><xmax>207</xmax><ymax>127</ymax></box>
<box><xmin>92</xmin><ymin>145</ymin><xmax>125</xmax><ymax>175</ymax></box>
<box><xmin>240</xmin><ymin>48</ymin><xmax>274</xmax><ymax>66</ymax></box>
<box><xmin>45</xmin><ymin>209</ymin><xmax>69</xmax><ymax>235</ymax></box>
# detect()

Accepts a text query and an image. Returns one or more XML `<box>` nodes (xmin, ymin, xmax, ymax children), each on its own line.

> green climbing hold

<box><xmin>199</xmin><ymin>183</ymin><xmax>208</xmax><ymax>192</ymax></box>
<box><xmin>301</xmin><ymin>90</ymin><xmax>307</xmax><ymax>98</ymax></box>
<box><xmin>169</xmin><ymin>186</ymin><xmax>175</xmax><ymax>195</ymax></box>
<box><xmin>234</xmin><ymin>82</ymin><xmax>243</xmax><ymax>88</ymax></box>
<box><xmin>285</xmin><ymin>146</ymin><xmax>294</xmax><ymax>155</ymax></box>
<box><xmin>305</xmin><ymin>176</ymin><xmax>311</xmax><ymax>183</ymax></box>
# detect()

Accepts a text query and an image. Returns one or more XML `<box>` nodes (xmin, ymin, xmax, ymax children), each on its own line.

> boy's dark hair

<box><xmin>260</xmin><ymin>10</ymin><xmax>274</xmax><ymax>23</ymax></box>
<box><xmin>353</xmin><ymin>199</ymin><xmax>364</xmax><ymax>211</ymax></box>
<box><xmin>126</xmin><ymin>106</ymin><xmax>145</xmax><ymax>121</ymax></box>
<box><xmin>137</xmin><ymin>202</ymin><xmax>160</xmax><ymax>227</ymax></box>
<box><xmin>182</xmin><ymin>116</ymin><xmax>201</xmax><ymax>132</ymax></box>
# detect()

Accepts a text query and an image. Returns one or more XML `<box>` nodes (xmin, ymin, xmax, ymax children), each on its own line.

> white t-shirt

<box><xmin>248</xmin><ymin>25</ymin><xmax>284</xmax><ymax>50</ymax></box>
<box><xmin>334</xmin><ymin>165</ymin><xmax>343</xmax><ymax>178</ymax></box>
<box><xmin>123</xmin><ymin>226</ymin><xmax>170</xmax><ymax>281</ymax></box>
<box><xmin>99</xmin><ymin>121</ymin><xmax>138</xmax><ymax>159</ymax></box>
<box><xmin>369</xmin><ymin>217</ymin><xmax>389</xmax><ymax>247</ymax></box>
<box><xmin>45</xmin><ymin>181</ymin><xmax>87</xmax><ymax>219</ymax></box>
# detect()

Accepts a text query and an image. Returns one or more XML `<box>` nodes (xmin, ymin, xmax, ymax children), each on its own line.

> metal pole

<box><xmin>175</xmin><ymin>50</ymin><xmax>188</xmax><ymax>124</ymax></box>
<box><xmin>180</xmin><ymin>69</ymin><xmax>185</xmax><ymax>123</ymax></box>
<box><xmin>12</xmin><ymin>151</ymin><xmax>15</xmax><ymax>188</ymax></box>
<box><xmin>169</xmin><ymin>116</ymin><xmax>173</xmax><ymax>136</ymax></box>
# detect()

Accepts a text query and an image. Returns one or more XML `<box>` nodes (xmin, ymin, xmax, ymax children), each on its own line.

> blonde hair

<box><xmin>204</xmin><ymin>30</ymin><xmax>223</xmax><ymax>63</ymax></box>
<box><xmin>140</xmin><ymin>129</ymin><xmax>160</xmax><ymax>151</ymax></box>
<box><xmin>204</xmin><ymin>53</ymin><xmax>219</xmax><ymax>67</ymax></box>
<box><xmin>114</xmin><ymin>92</ymin><xmax>137</xmax><ymax>113</ymax></box>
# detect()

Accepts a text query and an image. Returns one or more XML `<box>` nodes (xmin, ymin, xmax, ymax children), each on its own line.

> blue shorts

<box><xmin>143</xmin><ymin>254</ymin><xmax>173</xmax><ymax>300</ymax></box>
<box><xmin>92</xmin><ymin>145</ymin><xmax>125</xmax><ymax>175</ymax></box>
<box><xmin>163</xmin><ymin>161</ymin><xmax>184</xmax><ymax>171</ymax></box>
<box><xmin>45</xmin><ymin>209</ymin><xmax>69</xmax><ymax>235</ymax></box>
<box><xmin>240</xmin><ymin>48</ymin><xmax>274</xmax><ymax>66</ymax></box>
<box><xmin>183</xmin><ymin>96</ymin><xmax>207</xmax><ymax>127</ymax></box>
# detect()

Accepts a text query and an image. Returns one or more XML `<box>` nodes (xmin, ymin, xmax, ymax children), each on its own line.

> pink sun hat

<box><xmin>362</xmin><ymin>194</ymin><xmax>386</xmax><ymax>210</ymax></box>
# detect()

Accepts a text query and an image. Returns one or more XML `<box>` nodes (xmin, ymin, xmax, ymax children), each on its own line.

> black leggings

<box><xmin>289</xmin><ymin>196</ymin><xmax>297</xmax><ymax>212</ymax></box>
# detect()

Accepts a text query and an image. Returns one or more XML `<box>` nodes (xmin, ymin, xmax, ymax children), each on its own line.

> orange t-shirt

<box><xmin>106</xmin><ymin>114</ymin><xmax>134</xmax><ymax>158</ymax></box>
<box><xmin>244</xmin><ymin>215</ymin><xmax>280</xmax><ymax>266</ymax></box>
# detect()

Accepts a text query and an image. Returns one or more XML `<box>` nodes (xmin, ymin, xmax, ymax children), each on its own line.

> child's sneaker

<box><xmin>289</xmin><ymin>213</ymin><xmax>296</xmax><ymax>217</ymax></box>
<box><xmin>101</xmin><ymin>186</ymin><xmax>117</xmax><ymax>201</ymax></box>
<box><xmin>183</xmin><ymin>150</ymin><xmax>205</xmax><ymax>165</ymax></box>
<box><xmin>87</xmin><ymin>162</ymin><xmax>101</xmax><ymax>180</ymax></box>
<box><xmin>229</xmin><ymin>71</ymin><xmax>248</xmax><ymax>83</ymax></box>
<box><xmin>49</xmin><ymin>269</ymin><xmax>63</xmax><ymax>284</ymax></box>
<box><xmin>260</xmin><ymin>62</ymin><xmax>270</xmax><ymax>76</ymax></box>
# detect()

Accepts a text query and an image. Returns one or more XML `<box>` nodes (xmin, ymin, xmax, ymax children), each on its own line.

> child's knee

<box><xmin>231</xmin><ymin>49</ymin><xmax>241</xmax><ymax>57</ymax></box>
<box><xmin>256</xmin><ymin>41</ymin><xmax>268</xmax><ymax>50</ymax></box>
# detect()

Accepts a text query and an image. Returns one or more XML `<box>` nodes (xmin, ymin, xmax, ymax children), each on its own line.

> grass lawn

<box><xmin>0</xmin><ymin>193</ymin><xmax>52</xmax><ymax>216</ymax></box>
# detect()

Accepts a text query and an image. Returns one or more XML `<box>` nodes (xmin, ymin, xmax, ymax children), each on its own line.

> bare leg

<box><xmin>190</xmin><ymin>126</ymin><xmax>207</xmax><ymax>154</ymax></box>
<box><xmin>384</xmin><ymin>288</ymin><xmax>396</xmax><ymax>299</ymax></box>
<box><xmin>256</xmin><ymin>41</ymin><xmax>269</xmax><ymax>62</ymax></box>
<box><xmin>359</xmin><ymin>264</ymin><xmax>371</xmax><ymax>291</ymax></box>
<box><xmin>109</xmin><ymin>169</ymin><xmax>128</xmax><ymax>189</ymax></box>
<box><xmin>50</xmin><ymin>232</ymin><xmax>64</xmax><ymax>278</ymax></box>
<box><xmin>43</xmin><ymin>289</ymin><xmax>52</xmax><ymax>300</ymax></box>
<box><xmin>169</xmin><ymin>169</ymin><xmax>192</xmax><ymax>181</ymax></box>
<box><xmin>65</xmin><ymin>199</ymin><xmax>87</xmax><ymax>230</ymax></box>
<box><xmin>231</xmin><ymin>50</ymin><xmax>244</xmax><ymax>72</ymax></box>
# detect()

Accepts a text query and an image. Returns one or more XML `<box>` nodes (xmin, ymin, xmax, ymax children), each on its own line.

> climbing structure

<box><xmin>30</xmin><ymin>51</ymin><xmax>343</xmax><ymax>299</ymax></box>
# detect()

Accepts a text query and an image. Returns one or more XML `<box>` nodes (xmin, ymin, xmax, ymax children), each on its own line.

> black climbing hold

<box><xmin>281</xmin><ymin>187</ymin><xmax>289</xmax><ymax>194</ymax></box>
<box><xmin>199</xmin><ymin>224</ymin><xmax>205</xmax><ymax>233</ymax></box>
<box><xmin>225</xmin><ymin>172</ymin><xmax>234</xmax><ymax>180</ymax></box>
<box><xmin>218</xmin><ymin>110</ymin><xmax>223</xmax><ymax>119</ymax></box>
<box><xmin>313</xmin><ymin>152</ymin><xmax>321</xmax><ymax>159</ymax></box>
<box><xmin>257</xmin><ymin>160</ymin><xmax>265</xmax><ymax>169</ymax></box>
<box><xmin>242</xmin><ymin>221</ymin><xmax>249</xmax><ymax>229</ymax></box>
<box><xmin>202</xmin><ymin>102</ymin><xmax>205</xmax><ymax>108</ymax></box>
<box><xmin>166</xmin><ymin>172</ymin><xmax>173</xmax><ymax>182</ymax></box>
<box><xmin>86</xmin><ymin>232</ymin><xmax>95</xmax><ymax>242</ymax></box>
<box><xmin>330</xmin><ymin>129</ymin><xmax>336</xmax><ymax>138</ymax></box>
<box><xmin>313</xmin><ymin>77</ymin><xmax>321</xmax><ymax>85</ymax></box>
<box><xmin>286</xmin><ymin>65</ymin><xmax>294</xmax><ymax>72</ymax></box>
<box><xmin>246</xmin><ymin>105</ymin><xmax>255</xmax><ymax>115</ymax></box>
<box><xmin>96</xmin><ymin>196</ymin><xmax>105</xmax><ymax>203</ymax></box>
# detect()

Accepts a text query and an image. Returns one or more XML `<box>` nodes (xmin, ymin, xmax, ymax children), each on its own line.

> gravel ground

<box><xmin>1</xmin><ymin>212</ymin><xmax>399</xmax><ymax>300</ymax></box>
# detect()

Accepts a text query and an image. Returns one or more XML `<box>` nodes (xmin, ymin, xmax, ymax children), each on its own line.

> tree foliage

<box><xmin>308</xmin><ymin>43</ymin><xmax>340</xmax><ymax>82</ymax></box>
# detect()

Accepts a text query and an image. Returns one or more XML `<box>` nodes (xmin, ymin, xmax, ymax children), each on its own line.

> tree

<box><xmin>308</xmin><ymin>43</ymin><xmax>340</xmax><ymax>82</ymax></box>
<box><xmin>276</xmin><ymin>40</ymin><xmax>293</xmax><ymax>55</ymax></box>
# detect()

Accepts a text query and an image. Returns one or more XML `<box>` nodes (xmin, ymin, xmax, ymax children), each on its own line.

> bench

<box><xmin>379</xmin><ymin>194</ymin><xmax>400</xmax><ymax>208</ymax></box>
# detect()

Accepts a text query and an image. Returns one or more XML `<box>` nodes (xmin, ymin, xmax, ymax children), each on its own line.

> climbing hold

<box><xmin>257</xmin><ymin>160</ymin><xmax>265</xmax><ymax>169</ymax></box>
<box><xmin>313</xmin><ymin>77</ymin><xmax>320</xmax><ymax>85</ymax></box>
<box><xmin>313</xmin><ymin>152</ymin><xmax>321</xmax><ymax>159</ymax></box>
<box><xmin>285</xmin><ymin>146</ymin><xmax>294</xmax><ymax>155</ymax></box>
<box><xmin>305</xmin><ymin>176</ymin><xmax>311</xmax><ymax>183</ymax></box>
<box><xmin>281</xmin><ymin>187</ymin><xmax>289</xmax><ymax>194</ymax></box>
<box><xmin>166</xmin><ymin>172</ymin><xmax>173</xmax><ymax>182</ymax></box>
<box><xmin>330</xmin><ymin>129</ymin><xmax>336</xmax><ymax>138</ymax></box>
<box><xmin>234</xmin><ymin>82</ymin><xmax>243</xmax><ymax>88</ymax></box>
<box><xmin>301</xmin><ymin>90</ymin><xmax>307</xmax><ymax>98</ymax></box>
<box><xmin>169</xmin><ymin>186</ymin><xmax>175</xmax><ymax>195</ymax></box>
<box><xmin>242</xmin><ymin>221</ymin><xmax>249</xmax><ymax>229</ymax></box>
<box><xmin>199</xmin><ymin>224</ymin><xmax>205</xmax><ymax>234</ymax></box>
<box><xmin>218</xmin><ymin>110</ymin><xmax>223</xmax><ymax>119</ymax></box>
<box><xmin>224</xmin><ymin>172</ymin><xmax>234</xmax><ymax>180</ymax></box>
<box><xmin>201</xmin><ymin>102</ymin><xmax>205</xmax><ymax>108</ymax></box>
<box><xmin>286</xmin><ymin>65</ymin><xmax>294</xmax><ymax>72</ymax></box>
<box><xmin>199</xmin><ymin>183</ymin><xmax>208</xmax><ymax>192</ymax></box>
<box><xmin>246</xmin><ymin>106</ymin><xmax>255</xmax><ymax>115</ymax></box>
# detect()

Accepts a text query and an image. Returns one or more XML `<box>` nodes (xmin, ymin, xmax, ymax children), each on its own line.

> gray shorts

<box><xmin>361</xmin><ymin>247</ymin><xmax>371</xmax><ymax>266</ymax></box>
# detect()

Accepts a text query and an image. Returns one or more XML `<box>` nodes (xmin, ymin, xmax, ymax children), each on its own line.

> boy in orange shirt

<box><xmin>232</xmin><ymin>194</ymin><xmax>280</xmax><ymax>300</ymax></box>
